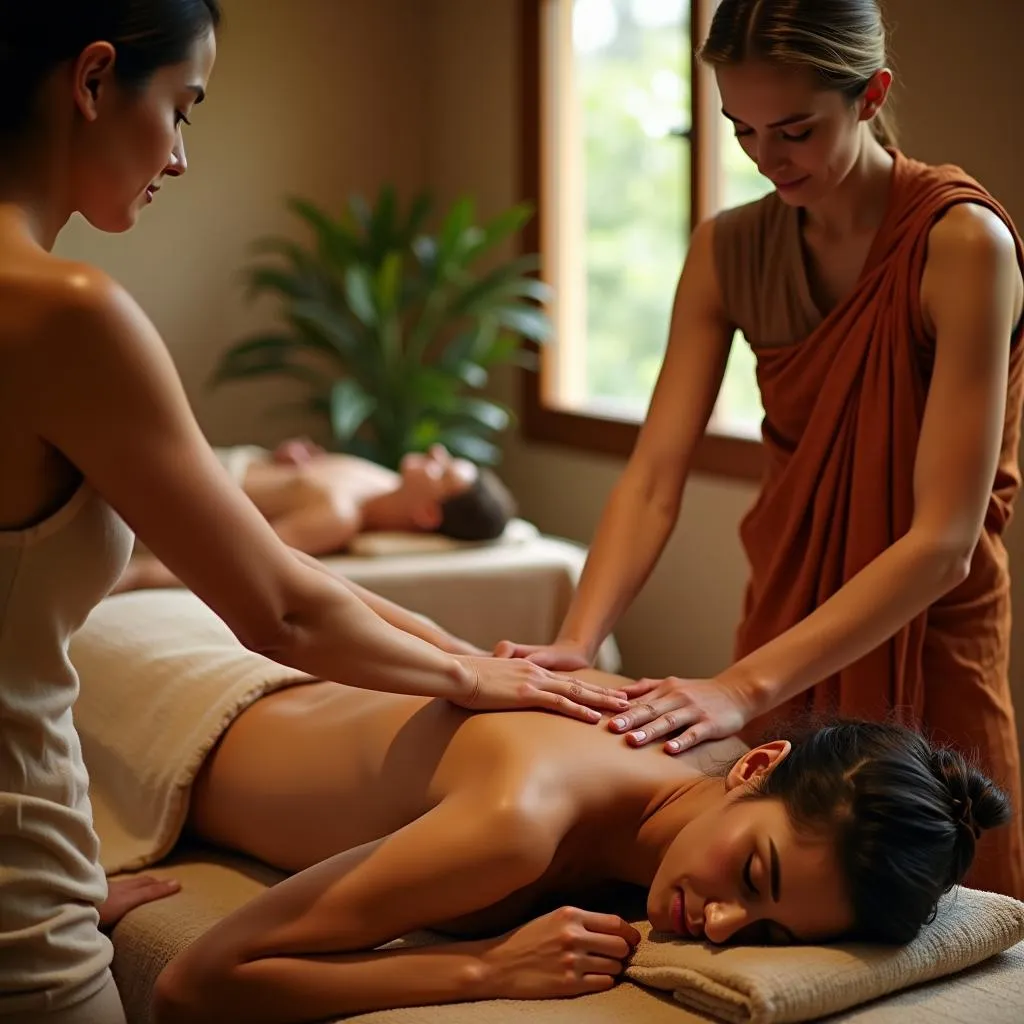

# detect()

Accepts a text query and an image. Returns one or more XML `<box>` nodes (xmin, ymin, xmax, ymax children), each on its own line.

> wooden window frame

<box><xmin>517</xmin><ymin>0</ymin><xmax>765</xmax><ymax>481</ymax></box>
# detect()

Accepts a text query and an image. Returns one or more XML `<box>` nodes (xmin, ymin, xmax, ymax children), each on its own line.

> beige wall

<box><xmin>54</xmin><ymin>2</ymin><xmax>1024</xmax><ymax>750</ymax></box>
<box><xmin>56</xmin><ymin>0</ymin><xmax>430</xmax><ymax>446</ymax></box>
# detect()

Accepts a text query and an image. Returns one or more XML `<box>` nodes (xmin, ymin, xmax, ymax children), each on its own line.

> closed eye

<box><xmin>743</xmin><ymin>852</ymin><xmax>759</xmax><ymax>897</ymax></box>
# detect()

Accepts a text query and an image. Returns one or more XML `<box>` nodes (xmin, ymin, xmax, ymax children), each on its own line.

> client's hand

<box><xmin>608</xmin><ymin>676</ymin><xmax>754</xmax><ymax>754</ymax></box>
<box><xmin>98</xmin><ymin>875</ymin><xmax>181</xmax><ymax>932</ymax></box>
<box><xmin>491</xmin><ymin>637</ymin><xmax>594</xmax><ymax>671</ymax></box>
<box><xmin>474</xmin><ymin>906</ymin><xmax>641</xmax><ymax>999</ymax></box>
<box><xmin>452</xmin><ymin>655</ymin><xmax>629</xmax><ymax>723</ymax></box>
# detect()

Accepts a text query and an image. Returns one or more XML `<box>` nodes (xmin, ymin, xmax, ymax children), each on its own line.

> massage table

<box><xmin>107</xmin><ymin>848</ymin><xmax>1024</xmax><ymax>1024</ymax></box>
<box><xmin>70</xmin><ymin>590</ymin><xmax>1024</xmax><ymax>1024</ymax></box>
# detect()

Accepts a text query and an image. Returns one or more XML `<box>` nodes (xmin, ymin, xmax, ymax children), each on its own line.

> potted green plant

<box><xmin>210</xmin><ymin>185</ymin><xmax>552</xmax><ymax>468</ymax></box>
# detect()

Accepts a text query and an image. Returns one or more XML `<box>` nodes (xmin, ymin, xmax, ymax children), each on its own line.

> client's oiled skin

<box><xmin>189</xmin><ymin>668</ymin><xmax>743</xmax><ymax>934</ymax></box>
<box><xmin>161</xmin><ymin>669</ymin><xmax>850</xmax><ymax>1023</ymax></box>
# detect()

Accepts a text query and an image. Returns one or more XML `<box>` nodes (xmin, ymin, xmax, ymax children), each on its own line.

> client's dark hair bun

<box><xmin>929</xmin><ymin>747</ymin><xmax>1012</xmax><ymax>888</ymax></box>
<box><xmin>758</xmin><ymin>718</ymin><xmax>1014</xmax><ymax>943</ymax></box>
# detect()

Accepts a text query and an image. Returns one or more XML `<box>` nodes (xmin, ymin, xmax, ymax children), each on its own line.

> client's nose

<box><xmin>702</xmin><ymin>900</ymin><xmax>751</xmax><ymax>944</ymax></box>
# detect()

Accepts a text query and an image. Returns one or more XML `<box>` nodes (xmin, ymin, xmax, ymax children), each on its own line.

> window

<box><xmin>519</xmin><ymin>0</ymin><xmax>770</xmax><ymax>478</ymax></box>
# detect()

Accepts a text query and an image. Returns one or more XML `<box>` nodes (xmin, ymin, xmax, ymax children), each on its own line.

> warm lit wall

<box><xmin>53</xmin><ymin>1</ymin><xmax>1024</xmax><ymax>763</ymax></box>
<box><xmin>423</xmin><ymin>0</ymin><xmax>1024</xmax><ymax>769</ymax></box>
<box><xmin>55</xmin><ymin>0</ymin><xmax>430</xmax><ymax>446</ymax></box>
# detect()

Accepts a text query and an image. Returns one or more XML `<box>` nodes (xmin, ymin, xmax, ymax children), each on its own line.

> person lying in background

<box><xmin>114</xmin><ymin>441</ymin><xmax>517</xmax><ymax>593</ymax></box>
<box><xmin>151</xmin><ymin>661</ymin><xmax>1009</xmax><ymax>1023</ymax></box>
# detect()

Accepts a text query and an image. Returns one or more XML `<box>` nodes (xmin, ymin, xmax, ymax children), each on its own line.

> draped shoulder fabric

<box><xmin>713</xmin><ymin>151</ymin><xmax>1024</xmax><ymax>897</ymax></box>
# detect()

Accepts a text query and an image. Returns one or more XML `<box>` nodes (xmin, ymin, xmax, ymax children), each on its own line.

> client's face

<box><xmin>397</xmin><ymin>445</ymin><xmax>478</xmax><ymax>529</ymax></box>
<box><xmin>647</xmin><ymin>744</ymin><xmax>855</xmax><ymax>945</ymax></box>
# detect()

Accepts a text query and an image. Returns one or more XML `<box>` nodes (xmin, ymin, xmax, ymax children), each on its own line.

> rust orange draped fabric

<box><xmin>732</xmin><ymin>153</ymin><xmax>1024</xmax><ymax>898</ymax></box>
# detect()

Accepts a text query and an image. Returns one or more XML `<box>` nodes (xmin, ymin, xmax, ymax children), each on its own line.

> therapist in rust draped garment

<box><xmin>497</xmin><ymin>0</ymin><xmax>1024</xmax><ymax>899</ymax></box>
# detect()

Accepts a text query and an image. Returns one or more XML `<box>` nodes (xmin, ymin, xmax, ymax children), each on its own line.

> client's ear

<box><xmin>411</xmin><ymin>501</ymin><xmax>443</xmax><ymax>531</ymax></box>
<box><xmin>725</xmin><ymin>740</ymin><xmax>792</xmax><ymax>792</ymax></box>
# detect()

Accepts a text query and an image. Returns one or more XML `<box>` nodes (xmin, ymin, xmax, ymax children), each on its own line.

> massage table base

<box><xmin>110</xmin><ymin>849</ymin><xmax>1024</xmax><ymax>1024</ymax></box>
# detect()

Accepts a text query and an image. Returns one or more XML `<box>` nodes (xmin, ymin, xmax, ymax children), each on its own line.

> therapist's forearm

<box><xmin>289</xmin><ymin>550</ymin><xmax>486</xmax><ymax>656</ymax></box>
<box><xmin>722</xmin><ymin>531</ymin><xmax>968</xmax><ymax>712</ymax></box>
<box><xmin>557</xmin><ymin>476</ymin><xmax>681</xmax><ymax>658</ymax></box>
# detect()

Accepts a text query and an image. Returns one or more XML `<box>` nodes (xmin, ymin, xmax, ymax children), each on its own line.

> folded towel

<box><xmin>348</xmin><ymin>518</ymin><xmax>539</xmax><ymax>557</ymax></box>
<box><xmin>71</xmin><ymin>589</ymin><xmax>312</xmax><ymax>874</ymax></box>
<box><xmin>626</xmin><ymin>885</ymin><xmax>1024</xmax><ymax>1023</ymax></box>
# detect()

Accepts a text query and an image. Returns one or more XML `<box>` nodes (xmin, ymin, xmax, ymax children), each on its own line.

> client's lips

<box><xmin>671</xmin><ymin>889</ymin><xmax>686</xmax><ymax>935</ymax></box>
<box><xmin>673</xmin><ymin>888</ymin><xmax>704</xmax><ymax>938</ymax></box>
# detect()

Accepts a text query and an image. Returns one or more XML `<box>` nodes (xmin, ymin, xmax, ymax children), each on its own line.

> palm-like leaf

<box><xmin>212</xmin><ymin>189</ymin><xmax>552</xmax><ymax>468</ymax></box>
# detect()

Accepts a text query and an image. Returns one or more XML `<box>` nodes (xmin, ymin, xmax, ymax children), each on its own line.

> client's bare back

<box><xmin>187</xmin><ymin>668</ymin><xmax>744</xmax><ymax>876</ymax></box>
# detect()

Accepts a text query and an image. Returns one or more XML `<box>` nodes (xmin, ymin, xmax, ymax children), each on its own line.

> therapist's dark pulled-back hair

<box><xmin>0</xmin><ymin>0</ymin><xmax>222</xmax><ymax>142</ymax></box>
<box><xmin>750</xmin><ymin>719</ymin><xmax>1011</xmax><ymax>944</ymax></box>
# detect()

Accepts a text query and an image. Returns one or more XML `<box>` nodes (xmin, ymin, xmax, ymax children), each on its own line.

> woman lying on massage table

<box><xmin>153</xmin><ymin>668</ymin><xmax>1008</xmax><ymax>1024</ymax></box>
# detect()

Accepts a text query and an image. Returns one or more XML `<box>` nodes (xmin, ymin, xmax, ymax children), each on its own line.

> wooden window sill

<box><xmin>520</xmin><ymin>377</ymin><xmax>766</xmax><ymax>481</ymax></box>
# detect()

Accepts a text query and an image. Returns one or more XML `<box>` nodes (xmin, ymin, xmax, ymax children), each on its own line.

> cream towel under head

<box><xmin>627</xmin><ymin>885</ymin><xmax>1024</xmax><ymax>1022</ymax></box>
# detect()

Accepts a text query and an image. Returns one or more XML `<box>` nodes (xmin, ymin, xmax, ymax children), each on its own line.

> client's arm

<box><xmin>153</xmin><ymin>794</ymin><xmax>637</xmax><ymax>1024</ymax></box>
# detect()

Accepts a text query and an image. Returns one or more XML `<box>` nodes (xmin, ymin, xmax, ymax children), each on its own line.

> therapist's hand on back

<box><xmin>491</xmin><ymin>637</ymin><xmax>595</xmax><ymax>672</ymax></box>
<box><xmin>608</xmin><ymin>675</ymin><xmax>756</xmax><ymax>754</ymax></box>
<box><xmin>452</xmin><ymin>655</ymin><xmax>629</xmax><ymax>723</ymax></box>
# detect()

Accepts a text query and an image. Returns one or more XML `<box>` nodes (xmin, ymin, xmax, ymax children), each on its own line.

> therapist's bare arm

<box><xmin>112</xmin><ymin>544</ymin><xmax>486</xmax><ymax>656</ymax></box>
<box><xmin>290</xmin><ymin>550</ymin><xmax>488</xmax><ymax>657</ymax></box>
<box><xmin>17</xmin><ymin>267</ymin><xmax>622</xmax><ymax>720</ymax></box>
<box><xmin>497</xmin><ymin>218</ymin><xmax>736</xmax><ymax>666</ymax></box>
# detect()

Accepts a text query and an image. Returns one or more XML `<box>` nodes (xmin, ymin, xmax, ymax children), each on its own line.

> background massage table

<box><xmin>316</xmin><ymin>519</ymin><xmax>621</xmax><ymax>671</ymax></box>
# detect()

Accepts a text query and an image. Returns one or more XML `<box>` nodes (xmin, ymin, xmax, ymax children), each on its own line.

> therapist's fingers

<box><xmin>528</xmin><ymin>677</ymin><xmax>630</xmax><ymax>721</ymax></box>
<box><xmin>617</xmin><ymin>678</ymin><xmax>660</xmax><ymax>700</ymax></box>
<box><xmin>551</xmin><ymin>676</ymin><xmax>631</xmax><ymax>713</ymax></box>
<box><xmin>624</xmin><ymin>707</ymin><xmax>704</xmax><ymax>747</ymax></box>
<box><xmin>524</xmin><ymin>647</ymin><xmax>593</xmax><ymax>672</ymax></box>
<box><xmin>607</xmin><ymin>696</ymin><xmax>680</xmax><ymax>733</ymax></box>
<box><xmin>571</xmin><ymin>677</ymin><xmax>631</xmax><ymax>703</ymax></box>
<box><xmin>493</xmin><ymin>640</ymin><xmax>535</xmax><ymax>659</ymax></box>
<box><xmin>664</xmin><ymin>719</ymin><xmax>720</xmax><ymax>755</ymax></box>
